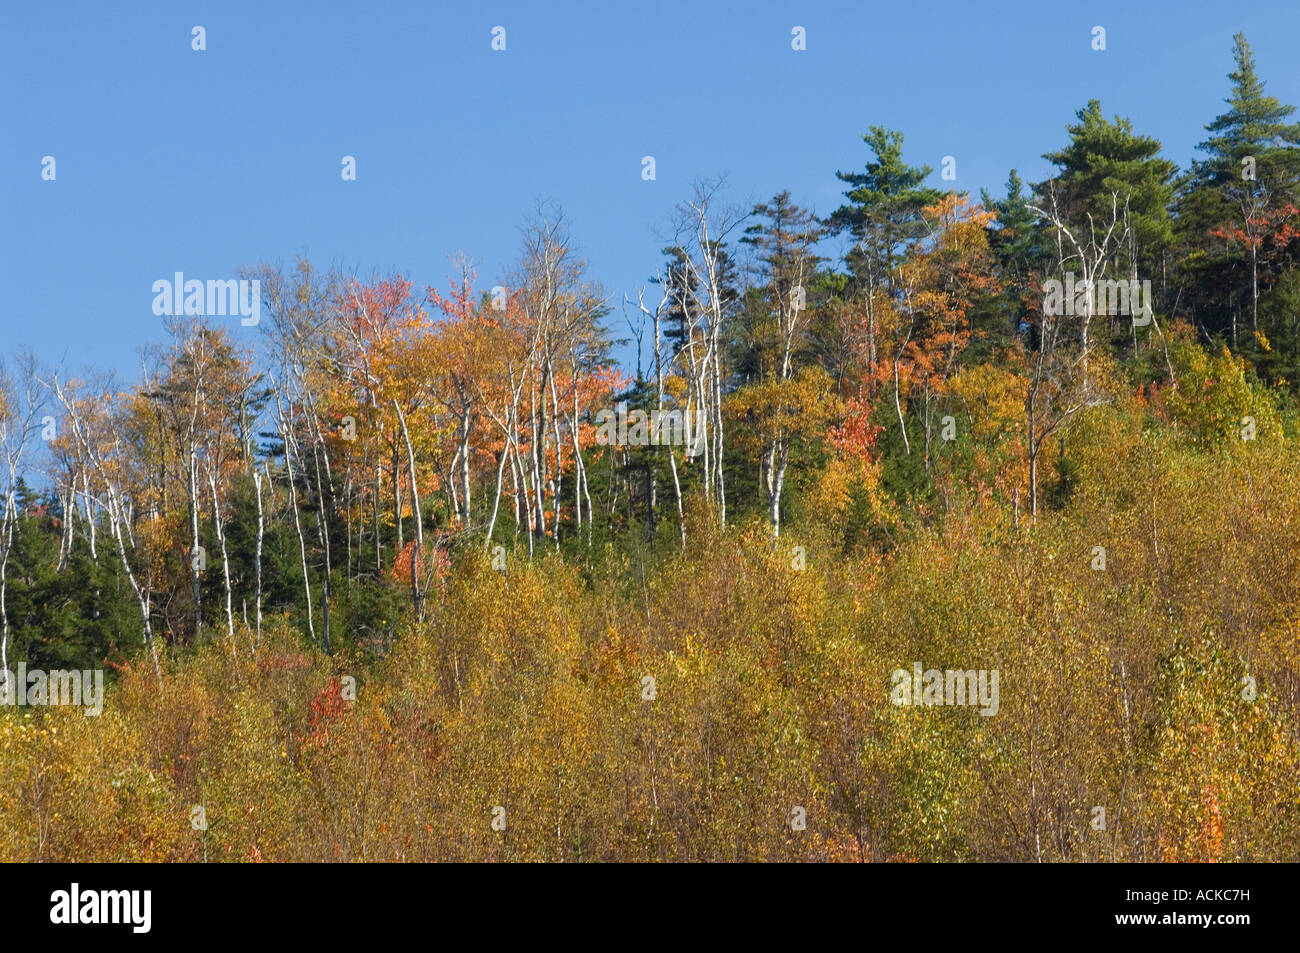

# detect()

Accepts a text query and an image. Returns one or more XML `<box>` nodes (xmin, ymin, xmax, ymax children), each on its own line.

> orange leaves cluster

<box><xmin>390</xmin><ymin>539</ymin><xmax>451</xmax><ymax>587</ymax></box>
<box><xmin>892</xmin><ymin>195</ymin><xmax>1001</xmax><ymax>402</ymax></box>
<box><xmin>826</xmin><ymin>392</ymin><xmax>883</xmax><ymax>464</ymax></box>
<box><xmin>1209</xmin><ymin>202</ymin><xmax>1299</xmax><ymax>251</ymax></box>
<box><xmin>305</xmin><ymin>677</ymin><xmax>350</xmax><ymax>746</ymax></box>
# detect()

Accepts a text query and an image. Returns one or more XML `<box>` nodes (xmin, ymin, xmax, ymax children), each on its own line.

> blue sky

<box><xmin>3</xmin><ymin>0</ymin><xmax>1298</xmax><ymax>379</ymax></box>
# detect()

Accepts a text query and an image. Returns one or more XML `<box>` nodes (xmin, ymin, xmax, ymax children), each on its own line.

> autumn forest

<box><xmin>1</xmin><ymin>32</ymin><xmax>1299</xmax><ymax>863</ymax></box>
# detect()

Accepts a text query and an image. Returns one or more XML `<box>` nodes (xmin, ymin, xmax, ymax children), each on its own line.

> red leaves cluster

<box><xmin>391</xmin><ymin>539</ymin><xmax>451</xmax><ymax>586</ymax></box>
<box><xmin>1209</xmin><ymin>203</ymin><xmax>1300</xmax><ymax>251</ymax></box>
<box><xmin>306</xmin><ymin>677</ymin><xmax>350</xmax><ymax>745</ymax></box>
<box><xmin>827</xmin><ymin>393</ymin><xmax>883</xmax><ymax>463</ymax></box>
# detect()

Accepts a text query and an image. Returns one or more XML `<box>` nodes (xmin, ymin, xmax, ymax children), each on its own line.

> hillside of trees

<box><xmin>1</xmin><ymin>34</ymin><xmax>1298</xmax><ymax>861</ymax></box>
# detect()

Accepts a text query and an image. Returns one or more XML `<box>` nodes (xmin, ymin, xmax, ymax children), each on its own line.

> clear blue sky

<box><xmin>3</xmin><ymin>0</ymin><xmax>1298</xmax><ymax>378</ymax></box>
